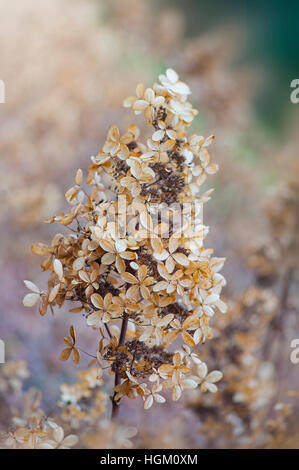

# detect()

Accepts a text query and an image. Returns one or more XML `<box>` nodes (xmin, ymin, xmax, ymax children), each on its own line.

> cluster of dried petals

<box><xmin>5</xmin><ymin>418</ymin><xmax>78</xmax><ymax>449</ymax></box>
<box><xmin>187</xmin><ymin>283</ymin><xmax>282</xmax><ymax>447</ymax></box>
<box><xmin>1</xmin><ymin>361</ymin><xmax>136</xmax><ymax>449</ymax></box>
<box><xmin>58</xmin><ymin>367</ymin><xmax>108</xmax><ymax>428</ymax></box>
<box><xmin>248</xmin><ymin>178</ymin><xmax>299</xmax><ymax>284</ymax></box>
<box><xmin>0</xmin><ymin>360</ymin><xmax>30</xmax><ymax>393</ymax></box>
<box><xmin>23</xmin><ymin>70</ymin><xmax>226</xmax><ymax>410</ymax></box>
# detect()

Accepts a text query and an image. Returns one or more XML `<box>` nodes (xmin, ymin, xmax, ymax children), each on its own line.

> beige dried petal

<box><xmin>24</xmin><ymin>280</ymin><xmax>40</xmax><ymax>294</ymax></box>
<box><xmin>115</xmin><ymin>256</ymin><xmax>126</xmax><ymax>274</ymax></box>
<box><xmin>99</xmin><ymin>239</ymin><xmax>114</xmax><ymax>253</ymax></box>
<box><xmin>203</xmin><ymin>135</ymin><xmax>215</xmax><ymax>147</ymax></box>
<box><xmin>120</xmin><ymin>251</ymin><xmax>136</xmax><ymax>260</ymax></box>
<box><xmin>23</xmin><ymin>293</ymin><xmax>40</xmax><ymax>307</ymax></box>
<box><xmin>140</xmin><ymin>285</ymin><xmax>150</xmax><ymax>300</ymax></box>
<box><xmin>193</xmin><ymin>329</ymin><xmax>202</xmax><ymax>344</ymax></box>
<box><xmin>157</xmin><ymin>264</ymin><xmax>169</xmax><ymax>280</ymax></box>
<box><xmin>49</xmin><ymin>284</ymin><xmax>60</xmax><ymax>303</ymax></box>
<box><xmin>153</xmin><ymin>281</ymin><xmax>168</xmax><ymax>292</ymax></box>
<box><xmin>87</xmin><ymin>311</ymin><xmax>102</xmax><ymax>326</ymax></box>
<box><xmin>216</xmin><ymin>299</ymin><xmax>227</xmax><ymax>313</ymax></box>
<box><xmin>206</xmin><ymin>163</ymin><xmax>218</xmax><ymax>174</ymax></box>
<box><xmin>182</xmin><ymin>331</ymin><xmax>196</xmax><ymax>348</ymax></box>
<box><xmin>85</xmin><ymin>285</ymin><xmax>94</xmax><ymax>298</ymax></box>
<box><xmin>202</xmin><ymin>382</ymin><xmax>218</xmax><ymax>393</ymax></box>
<box><xmin>101</xmin><ymin>253</ymin><xmax>115</xmax><ymax>265</ymax></box>
<box><xmin>60</xmin><ymin>348</ymin><xmax>72</xmax><ymax>361</ymax></box>
<box><xmin>168</xmin><ymin>236</ymin><xmax>179</xmax><ymax>253</ymax></box>
<box><xmin>172</xmin><ymin>252</ymin><xmax>189</xmax><ymax>266</ymax></box>
<box><xmin>78</xmin><ymin>270</ymin><xmax>90</xmax><ymax>283</ymax></box>
<box><xmin>161</xmin><ymin>139</ymin><xmax>175</xmax><ymax>151</ymax></box>
<box><xmin>126</xmin><ymin>285</ymin><xmax>139</xmax><ymax>300</ymax></box>
<box><xmin>122</xmin><ymin>272</ymin><xmax>138</xmax><ymax>284</ymax></box>
<box><xmin>140</xmin><ymin>212</ymin><xmax>153</xmax><ymax>232</ymax></box>
<box><xmin>137</xmin><ymin>265</ymin><xmax>147</xmax><ymax>282</ymax></box>
<box><xmin>75</xmin><ymin>169</ymin><xmax>83</xmax><ymax>185</ymax></box>
<box><xmin>151</xmin><ymin>237</ymin><xmax>164</xmax><ymax>254</ymax></box>
<box><xmin>61</xmin><ymin>435</ymin><xmax>78</xmax><ymax>448</ymax></box>
<box><xmin>136</xmin><ymin>82</ymin><xmax>145</xmax><ymax>98</ymax></box>
<box><xmin>53</xmin><ymin>259</ymin><xmax>63</xmax><ymax>281</ymax></box>
<box><xmin>133</xmin><ymin>100</ymin><xmax>148</xmax><ymax>111</ymax></box>
<box><xmin>73</xmin><ymin>257</ymin><xmax>85</xmax><ymax>271</ymax></box>
<box><xmin>172</xmin><ymin>385</ymin><xmax>182</xmax><ymax>401</ymax></box>
<box><xmin>165</xmin><ymin>256</ymin><xmax>175</xmax><ymax>273</ymax></box>
<box><xmin>154</xmin><ymin>393</ymin><xmax>166</xmax><ymax>403</ymax></box>
<box><xmin>181</xmin><ymin>379</ymin><xmax>197</xmax><ymax>390</ymax></box>
<box><xmin>39</xmin><ymin>293</ymin><xmax>48</xmax><ymax>316</ymax></box>
<box><xmin>123</xmin><ymin>96</ymin><xmax>136</xmax><ymax>108</ymax></box>
<box><xmin>31</xmin><ymin>243</ymin><xmax>50</xmax><ymax>256</ymax></box>
<box><xmin>206</xmin><ymin>371</ymin><xmax>223</xmax><ymax>383</ymax></box>
<box><xmin>144</xmin><ymin>395</ymin><xmax>153</xmax><ymax>410</ymax></box>
<box><xmin>69</xmin><ymin>325</ymin><xmax>76</xmax><ymax>343</ymax></box>
<box><xmin>152</xmin><ymin>129</ymin><xmax>165</xmax><ymax>141</ymax></box>
<box><xmin>91</xmin><ymin>293</ymin><xmax>104</xmax><ymax>309</ymax></box>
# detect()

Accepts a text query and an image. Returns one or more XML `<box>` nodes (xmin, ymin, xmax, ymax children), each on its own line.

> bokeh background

<box><xmin>0</xmin><ymin>0</ymin><xmax>298</xmax><ymax>448</ymax></box>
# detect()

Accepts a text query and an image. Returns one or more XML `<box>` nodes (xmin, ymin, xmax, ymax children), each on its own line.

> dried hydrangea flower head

<box><xmin>23</xmin><ymin>69</ymin><xmax>227</xmax><ymax>417</ymax></box>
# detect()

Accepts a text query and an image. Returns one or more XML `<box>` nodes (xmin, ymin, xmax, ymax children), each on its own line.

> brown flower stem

<box><xmin>278</xmin><ymin>266</ymin><xmax>293</xmax><ymax>318</ymax></box>
<box><xmin>263</xmin><ymin>266</ymin><xmax>294</xmax><ymax>358</ymax></box>
<box><xmin>76</xmin><ymin>347</ymin><xmax>96</xmax><ymax>359</ymax></box>
<box><xmin>105</xmin><ymin>324</ymin><xmax>112</xmax><ymax>339</ymax></box>
<box><xmin>111</xmin><ymin>313</ymin><xmax>128</xmax><ymax>420</ymax></box>
<box><xmin>130</xmin><ymin>344</ymin><xmax>137</xmax><ymax>373</ymax></box>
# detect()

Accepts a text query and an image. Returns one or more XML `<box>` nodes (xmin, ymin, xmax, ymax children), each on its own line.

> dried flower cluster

<box><xmin>188</xmin><ymin>285</ymin><xmax>278</xmax><ymax>447</ymax></box>
<box><xmin>0</xmin><ymin>361</ymin><xmax>136</xmax><ymax>450</ymax></box>
<box><xmin>23</xmin><ymin>69</ymin><xmax>226</xmax><ymax>415</ymax></box>
<box><xmin>187</xmin><ymin>173</ymin><xmax>299</xmax><ymax>448</ymax></box>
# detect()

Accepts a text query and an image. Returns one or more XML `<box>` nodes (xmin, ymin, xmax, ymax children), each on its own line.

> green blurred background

<box><xmin>169</xmin><ymin>0</ymin><xmax>299</xmax><ymax>131</ymax></box>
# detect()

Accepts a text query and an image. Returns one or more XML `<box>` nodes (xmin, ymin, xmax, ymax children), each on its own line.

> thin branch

<box><xmin>111</xmin><ymin>313</ymin><xmax>128</xmax><ymax>420</ymax></box>
<box><xmin>77</xmin><ymin>346</ymin><xmax>97</xmax><ymax>359</ymax></box>
<box><xmin>263</xmin><ymin>266</ymin><xmax>294</xmax><ymax>358</ymax></box>
<box><xmin>105</xmin><ymin>324</ymin><xmax>112</xmax><ymax>339</ymax></box>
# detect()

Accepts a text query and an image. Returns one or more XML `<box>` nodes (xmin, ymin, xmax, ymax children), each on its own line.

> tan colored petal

<box><xmin>126</xmin><ymin>285</ymin><xmax>140</xmax><ymax>300</ymax></box>
<box><xmin>140</xmin><ymin>285</ymin><xmax>150</xmax><ymax>300</ymax></box>
<box><xmin>87</xmin><ymin>311</ymin><xmax>102</xmax><ymax>326</ymax></box>
<box><xmin>53</xmin><ymin>259</ymin><xmax>63</xmax><ymax>281</ymax></box>
<box><xmin>49</xmin><ymin>284</ymin><xmax>60</xmax><ymax>303</ymax></box>
<box><xmin>23</xmin><ymin>292</ymin><xmax>40</xmax><ymax>307</ymax></box>
<box><xmin>172</xmin><ymin>252</ymin><xmax>189</xmax><ymax>266</ymax></box>
<box><xmin>31</xmin><ymin>243</ymin><xmax>50</xmax><ymax>256</ymax></box>
<box><xmin>72</xmin><ymin>348</ymin><xmax>80</xmax><ymax>364</ymax></box>
<box><xmin>172</xmin><ymin>385</ymin><xmax>182</xmax><ymax>401</ymax></box>
<box><xmin>137</xmin><ymin>265</ymin><xmax>147</xmax><ymax>282</ymax></box>
<box><xmin>101</xmin><ymin>253</ymin><xmax>115</xmax><ymax>265</ymax></box>
<box><xmin>169</xmin><ymin>236</ymin><xmax>179</xmax><ymax>253</ymax></box>
<box><xmin>144</xmin><ymin>395</ymin><xmax>154</xmax><ymax>410</ymax></box>
<box><xmin>90</xmin><ymin>293</ymin><xmax>104</xmax><ymax>309</ymax></box>
<box><xmin>73</xmin><ymin>257</ymin><xmax>85</xmax><ymax>271</ymax></box>
<box><xmin>78</xmin><ymin>270</ymin><xmax>90</xmax><ymax>283</ymax></box>
<box><xmin>60</xmin><ymin>348</ymin><xmax>72</xmax><ymax>361</ymax></box>
<box><xmin>165</xmin><ymin>256</ymin><xmax>175</xmax><ymax>273</ymax></box>
<box><xmin>182</xmin><ymin>331</ymin><xmax>196</xmax><ymax>348</ymax></box>
<box><xmin>99</xmin><ymin>239</ymin><xmax>114</xmax><ymax>253</ymax></box>
<box><xmin>122</xmin><ymin>272</ymin><xmax>138</xmax><ymax>284</ymax></box>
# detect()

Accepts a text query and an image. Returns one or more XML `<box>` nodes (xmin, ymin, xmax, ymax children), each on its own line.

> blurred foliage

<box><xmin>167</xmin><ymin>0</ymin><xmax>299</xmax><ymax>130</ymax></box>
